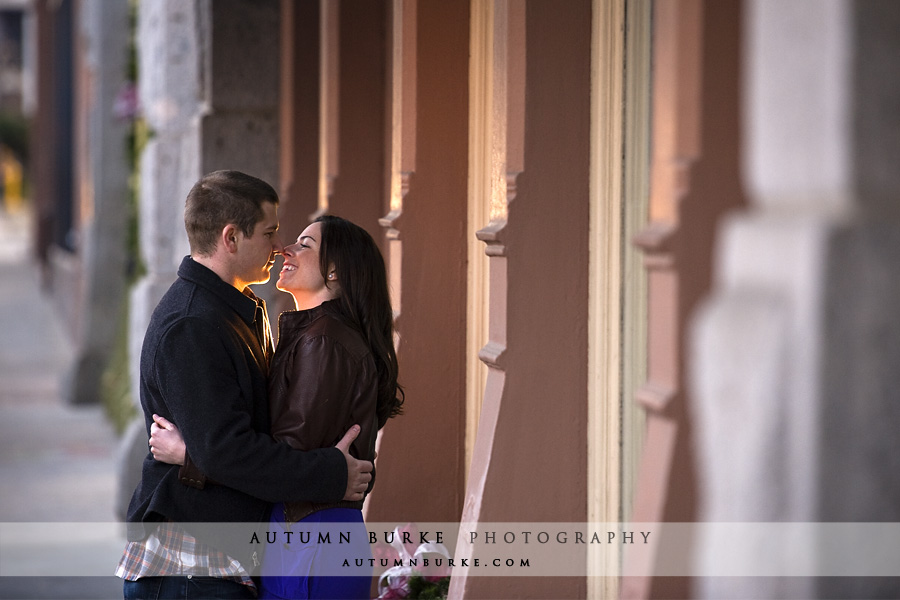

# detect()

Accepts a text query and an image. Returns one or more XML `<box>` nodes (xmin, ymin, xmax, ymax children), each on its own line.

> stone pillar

<box><xmin>66</xmin><ymin>0</ymin><xmax>130</xmax><ymax>405</ymax></box>
<box><xmin>127</xmin><ymin>0</ymin><xmax>202</xmax><ymax>410</ymax></box>
<box><xmin>119</xmin><ymin>0</ymin><xmax>281</xmax><ymax>517</ymax></box>
<box><xmin>129</xmin><ymin>0</ymin><xmax>280</xmax><ymax>401</ymax></box>
<box><xmin>198</xmin><ymin>0</ymin><xmax>280</xmax><ymax>183</ymax></box>
<box><xmin>691</xmin><ymin>1</ymin><xmax>900</xmax><ymax>598</ymax></box>
<box><xmin>198</xmin><ymin>0</ymin><xmax>281</xmax><ymax>307</ymax></box>
<box><xmin>119</xmin><ymin>0</ymin><xmax>204</xmax><ymax>518</ymax></box>
<box><xmin>129</xmin><ymin>0</ymin><xmax>280</xmax><ymax>396</ymax></box>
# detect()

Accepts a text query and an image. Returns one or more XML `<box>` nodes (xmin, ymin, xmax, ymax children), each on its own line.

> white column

<box><xmin>118</xmin><ymin>0</ymin><xmax>204</xmax><ymax>518</ymax></box>
<box><xmin>691</xmin><ymin>1</ymin><xmax>900</xmax><ymax>598</ymax></box>
<box><xmin>128</xmin><ymin>0</ymin><xmax>203</xmax><ymax>404</ymax></box>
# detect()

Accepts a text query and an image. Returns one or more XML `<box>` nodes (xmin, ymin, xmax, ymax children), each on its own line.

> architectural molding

<box><xmin>317</xmin><ymin>0</ymin><xmax>339</xmax><ymax>216</ymax></box>
<box><xmin>620</xmin><ymin>0</ymin><xmax>652</xmax><ymax>530</ymax></box>
<box><xmin>587</xmin><ymin>1</ymin><xmax>650</xmax><ymax>597</ymax></box>
<box><xmin>587</xmin><ymin>3</ymin><xmax>625</xmax><ymax>598</ymax></box>
<box><xmin>465</xmin><ymin>0</ymin><xmax>492</xmax><ymax>482</ymax></box>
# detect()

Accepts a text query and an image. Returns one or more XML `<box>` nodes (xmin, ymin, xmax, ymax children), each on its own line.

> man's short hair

<box><xmin>184</xmin><ymin>170</ymin><xmax>279</xmax><ymax>256</ymax></box>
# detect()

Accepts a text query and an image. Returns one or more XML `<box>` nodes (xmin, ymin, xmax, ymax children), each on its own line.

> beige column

<box><xmin>587</xmin><ymin>0</ymin><xmax>651</xmax><ymax>597</ymax></box>
<box><xmin>123</xmin><ymin>0</ymin><xmax>283</xmax><ymax>511</ymax></box>
<box><xmin>317</xmin><ymin>0</ymin><xmax>339</xmax><ymax>217</ymax></box>
<box><xmin>465</xmin><ymin>0</ymin><xmax>492</xmax><ymax>486</ymax></box>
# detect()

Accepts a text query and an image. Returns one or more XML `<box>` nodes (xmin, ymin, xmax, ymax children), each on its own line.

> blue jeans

<box><xmin>123</xmin><ymin>576</ymin><xmax>256</xmax><ymax>599</ymax></box>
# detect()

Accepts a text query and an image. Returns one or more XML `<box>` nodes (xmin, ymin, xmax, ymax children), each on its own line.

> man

<box><xmin>117</xmin><ymin>170</ymin><xmax>372</xmax><ymax>599</ymax></box>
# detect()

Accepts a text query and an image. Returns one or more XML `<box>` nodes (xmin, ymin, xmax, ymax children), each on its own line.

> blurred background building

<box><xmin>0</xmin><ymin>0</ymin><xmax>27</xmax><ymax>217</ymax></box>
<box><xmin>12</xmin><ymin>0</ymin><xmax>900</xmax><ymax>598</ymax></box>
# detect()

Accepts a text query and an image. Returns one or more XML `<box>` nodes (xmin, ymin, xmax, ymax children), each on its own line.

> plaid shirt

<box><xmin>116</xmin><ymin>522</ymin><xmax>256</xmax><ymax>594</ymax></box>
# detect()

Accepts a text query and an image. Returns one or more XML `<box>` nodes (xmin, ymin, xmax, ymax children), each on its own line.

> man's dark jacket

<box><xmin>126</xmin><ymin>257</ymin><xmax>347</xmax><ymax>562</ymax></box>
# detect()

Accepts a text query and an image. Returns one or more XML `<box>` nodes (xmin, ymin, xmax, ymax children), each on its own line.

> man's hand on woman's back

<box><xmin>335</xmin><ymin>425</ymin><xmax>373</xmax><ymax>502</ymax></box>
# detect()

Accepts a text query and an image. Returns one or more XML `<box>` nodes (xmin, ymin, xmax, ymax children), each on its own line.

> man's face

<box><xmin>233</xmin><ymin>201</ymin><xmax>282</xmax><ymax>289</ymax></box>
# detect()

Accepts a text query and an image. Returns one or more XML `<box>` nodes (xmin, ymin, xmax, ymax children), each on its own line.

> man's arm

<box><xmin>152</xmin><ymin>317</ymin><xmax>368</xmax><ymax>503</ymax></box>
<box><xmin>151</xmin><ymin>414</ymin><xmax>371</xmax><ymax>501</ymax></box>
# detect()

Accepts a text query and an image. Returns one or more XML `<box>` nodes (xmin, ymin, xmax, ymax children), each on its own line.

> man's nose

<box><xmin>272</xmin><ymin>236</ymin><xmax>285</xmax><ymax>254</ymax></box>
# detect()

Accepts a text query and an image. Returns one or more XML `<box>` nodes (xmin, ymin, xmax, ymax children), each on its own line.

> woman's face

<box><xmin>277</xmin><ymin>222</ymin><xmax>331</xmax><ymax>295</ymax></box>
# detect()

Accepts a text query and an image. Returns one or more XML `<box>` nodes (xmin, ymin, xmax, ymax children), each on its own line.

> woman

<box><xmin>152</xmin><ymin>215</ymin><xmax>403</xmax><ymax>599</ymax></box>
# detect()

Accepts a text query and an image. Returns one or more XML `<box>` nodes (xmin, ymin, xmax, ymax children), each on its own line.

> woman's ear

<box><xmin>326</xmin><ymin>263</ymin><xmax>338</xmax><ymax>281</ymax></box>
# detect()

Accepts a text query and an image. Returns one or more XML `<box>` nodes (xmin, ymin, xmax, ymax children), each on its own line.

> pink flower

<box><xmin>371</xmin><ymin>541</ymin><xmax>397</xmax><ymax>563</ymax></box>
<box><xmin>377</xmin><ymin>574</ymin><xmax>409</xmax><ymax>599</ymax></box>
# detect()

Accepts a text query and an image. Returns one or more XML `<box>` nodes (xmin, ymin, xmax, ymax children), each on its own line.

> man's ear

<box><xmin>221</xmin><ymin>224</ymin><xmax>239</xmax><ymax>253</ymax></box>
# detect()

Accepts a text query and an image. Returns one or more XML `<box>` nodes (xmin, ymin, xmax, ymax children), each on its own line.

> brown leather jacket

<box><xmin>178</xmin><ymin>300</ymin><xmax>379</xmax><ymax>523</ymax></box>
<box><xmin>269</xmin><ymin>299</ymin><xmax>379</xmax><ymax>523</ymax></box>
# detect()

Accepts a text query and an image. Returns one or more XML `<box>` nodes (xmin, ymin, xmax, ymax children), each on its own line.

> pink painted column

<box><xmin>328</xmin><ymin>0</ymin><xmax>388</xmax><ymax>242</ymax></box>
<box><xmin>623</xmin><ymin>1</ymin><xmax>746</xmax><ymax>598</ymax></box>
<box><xmin>367</xmin><ymin>0</ymin><xmax>471</xmax><ymax>525</ymax></box>
<box><xmin>452</xmin><ymin>1</ymin><xmax>592</xmax><ymax>598</ymax></box>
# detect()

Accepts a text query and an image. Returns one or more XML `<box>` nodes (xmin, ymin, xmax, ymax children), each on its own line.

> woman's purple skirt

<box><xmin>258</xmin><ymin>504</ymin><xmax>373</xmax><ymax>599</ymax></box>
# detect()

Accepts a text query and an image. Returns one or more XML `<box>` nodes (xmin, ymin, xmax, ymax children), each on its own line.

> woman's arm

<box><xmin>149</xmin><ymin>413</ymin><xmax>209</xmax><ymax>489</ymax></box>
<box><xmin>149</xmin><ymin>413</ymin><xmax>186</xmax><ymax>465</ymax></box>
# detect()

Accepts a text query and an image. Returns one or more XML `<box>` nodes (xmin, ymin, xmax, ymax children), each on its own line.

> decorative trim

<box><xmin>378</xmin><ymin>209</ymin><xmax>402</xmax><ymax>240</ymax></box>
<box><xmin>379</xmin><ymin>171</ymin><xmax>411</xmax><ymax>240</ymax></box>
<box><xmin>318</xmin><ymin>0</ymin><xmax>340</xmax><ymax>215</ymax></box>
<box><xmin>465</xmin><ymin>0</ymin><xmax>494</xmax><ymax>484</ymax></box>
<box><xmin>635</xmin><ymin>380</ymin><xmax>677</xmax><ymax>413</ymax></box>
<box><xmin>380</xmin><ymin>0</ymin><xmax>417</xmax><ymax>320</ymax></box>
<box><xmin>588</xmin><ymin>0</ymin><xmax>651</xmax><ymax>596</ymax></box>
<box><xmin>477</xmin><ymin>340</ymin><xmax>506</xmax><ymax>369</ymax></box>
<box><xmin>587</xmin><ymin>0</ymin><xmax>625</xmax><ymax>596</ymax></box>
<box><xmin>475</xmin><ymin>208</ymin><xmax>512</xmax><ymax>258</ymax></box>
<box><xmin>634</xmin><ymin>220</ymin><xmax>677</xmax><ymax>269</ymax></box>
<box><xmin>620</xmin><ymin>0</ymin><xmax>652</xmax><ymax>530</ymax></box>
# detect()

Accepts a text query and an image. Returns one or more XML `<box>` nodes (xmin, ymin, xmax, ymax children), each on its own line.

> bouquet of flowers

<box><xmin>376</xmin><ymin>524</ymin><xmax>452</xmax><ymax>599</ymax></box>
